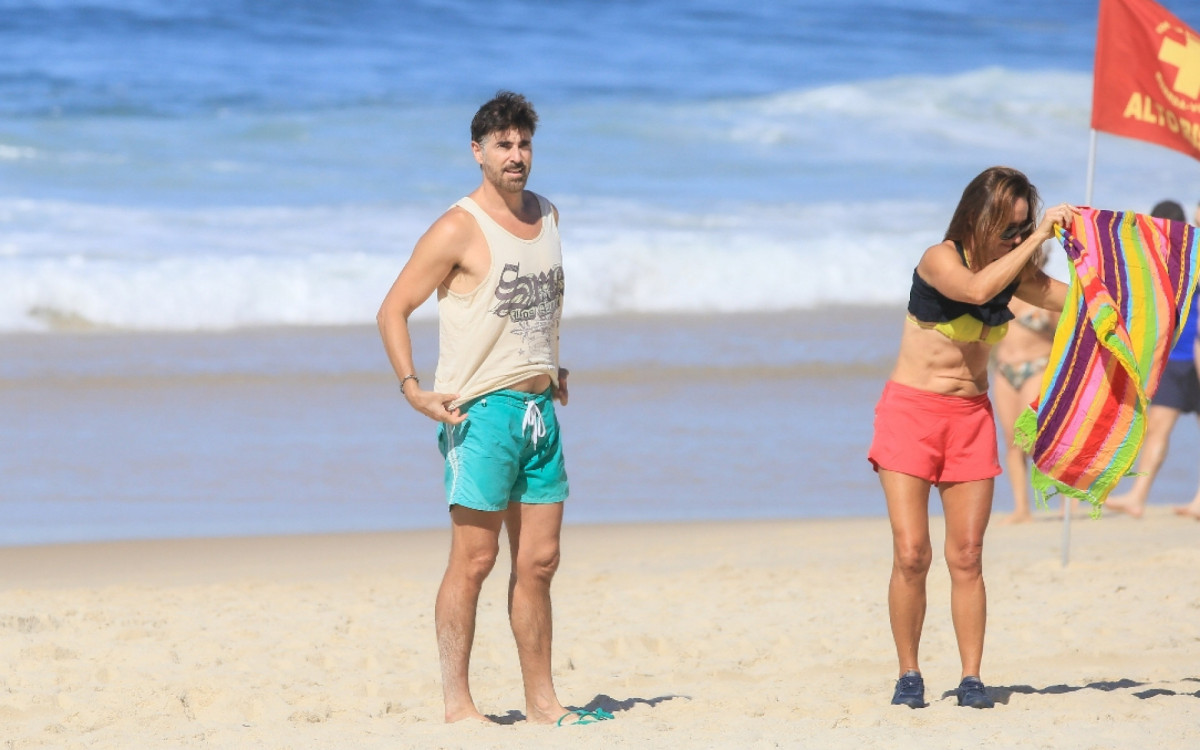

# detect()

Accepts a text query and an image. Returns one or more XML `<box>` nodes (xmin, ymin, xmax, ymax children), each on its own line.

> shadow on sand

<box><xmin>487</xmin><ymin>693</ymin><xmax>688</xmax><ymax>725</ymax></box>
<box><xmin>940</xmin><ymin>677</ymin><xmax>1200</xmax><ymax>705</ymax></box>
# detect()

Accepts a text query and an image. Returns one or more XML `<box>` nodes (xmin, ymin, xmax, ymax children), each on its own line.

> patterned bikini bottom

<box><xmin>996</xmin><ymin>357</ymin><xmax>1049</xmax><ymax>391</ymax></box>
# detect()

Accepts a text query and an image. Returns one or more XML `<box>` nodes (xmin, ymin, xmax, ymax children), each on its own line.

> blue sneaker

<box><xmin>891</xmin><ymin>670</ymin><xmax>927</xmax><ymax>708</ymax></box>
<box><xmin>955</xmin><ymin>676</ymin><xmax>995</xmax><ymax>708</ymax></box>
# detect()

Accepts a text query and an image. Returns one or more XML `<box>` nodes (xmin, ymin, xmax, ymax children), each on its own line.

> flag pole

<box><xmin>1061</xmin><ymin>129</ymin><xmax>1098</xmax><ymax>569</ymax></box>
<box><xmin>1060</xmin><ymin>497</ymin><xmax>1072</xmax><ymax>567</ymax></box>
<box><xmin>1084</xmin><ymin>128</ymin><xmax>1097</xmax><ymax>207</ymax></box>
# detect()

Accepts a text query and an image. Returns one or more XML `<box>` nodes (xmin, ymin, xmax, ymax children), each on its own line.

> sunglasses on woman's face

<box><xmin>1000</xmin><ymin>220</ymin><xmax>1035</xmax><ymax>241</ymax></box>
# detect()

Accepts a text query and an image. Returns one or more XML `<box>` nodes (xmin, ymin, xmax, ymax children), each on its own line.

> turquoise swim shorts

<box><xmin>437</xmin><ymin>388</ymin><xmax>569</xmax><ymax>512</ymax></box>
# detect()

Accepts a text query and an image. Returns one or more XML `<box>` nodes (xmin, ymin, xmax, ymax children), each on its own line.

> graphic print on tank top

<box><xmin>491</xmin><ymin>262</ymin><xmax>564</xmax><ymax>361</ymax></box>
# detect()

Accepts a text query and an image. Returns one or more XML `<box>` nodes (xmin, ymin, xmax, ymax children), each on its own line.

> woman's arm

<box><xmin>1014</xmin><ymin>268</ymin><xmax>1069</xmax><ymax>312</ymax></box>
<box><xmin>917</xmin><ymin>203</ymin><xmax>1077</xmax><ymax>306</ymax></box>
<box><xmin>916</xmin><ymin>238</ymin><xmax>1038</xmax><ymax>305</ymax></box>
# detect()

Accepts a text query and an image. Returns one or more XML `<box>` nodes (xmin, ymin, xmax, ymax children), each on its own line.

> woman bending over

<box><xmin>868</xmin><ymin>166</ymin><xmax>1074</xmax><ymax>709</ymax></box>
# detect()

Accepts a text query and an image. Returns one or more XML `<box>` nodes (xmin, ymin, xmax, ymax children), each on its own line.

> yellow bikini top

<box><xmin>907</xmin><ymin>313</ymin><xmax>1008</xmax><ymax>345</ymax></box>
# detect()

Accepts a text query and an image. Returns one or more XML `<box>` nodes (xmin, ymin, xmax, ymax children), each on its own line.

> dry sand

<box><xmin>0</xmin><ymin>509</ymin><xmax>1197</xmax><ymax>749</ymax></box>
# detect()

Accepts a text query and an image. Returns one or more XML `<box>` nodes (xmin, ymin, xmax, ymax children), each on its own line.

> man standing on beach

<box><xmin>377</xmin><ymin>92</ymin><xmax>603</xmax><ymax>726</ymax></box>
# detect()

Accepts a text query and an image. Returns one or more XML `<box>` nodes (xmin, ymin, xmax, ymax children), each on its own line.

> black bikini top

<box><xmin>907</xmin><ymin>242</ymin><xmax>1018</xmax><ymax>327</ymax></box>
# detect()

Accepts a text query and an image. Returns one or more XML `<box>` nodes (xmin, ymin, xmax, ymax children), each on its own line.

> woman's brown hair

<box><xmin>944</xmin><ymin>166</ymin><xmax>1043</xmax><ymax>271</ymax></box>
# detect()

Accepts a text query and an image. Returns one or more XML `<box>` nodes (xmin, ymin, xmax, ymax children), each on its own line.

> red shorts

<box><xmin>868</xmin><ymin>380</ymin><xmax>1001</xmax><ymax>483</ymax></box>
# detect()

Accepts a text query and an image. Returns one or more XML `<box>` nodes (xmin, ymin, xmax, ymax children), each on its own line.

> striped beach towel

<box><xmin>1014</xmin><ymin>207</ymin><xmax>1200</xmax><ymax>515</ymax></box>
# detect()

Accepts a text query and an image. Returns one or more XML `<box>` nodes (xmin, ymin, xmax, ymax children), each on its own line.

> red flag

<box><xmin>1092</xmin><ymin>0</ymin><xmax>1200</xmax><ymax>162</ymax></box>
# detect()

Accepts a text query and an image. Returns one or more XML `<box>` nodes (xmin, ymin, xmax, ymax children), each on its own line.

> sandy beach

<box><xmin>2</xmin><ymin>310</ymin><xmax>1197</xmax><ymax>750</ymax></box>
<box><xmin>9</xmin><ymin>3</ymin><xmax>1200</xmax><ymax>748</ymax></box>
<box><xmin>1</xmin><ymin>509</ymin><xmax>1197</xmax><ymax>749</ymax></box>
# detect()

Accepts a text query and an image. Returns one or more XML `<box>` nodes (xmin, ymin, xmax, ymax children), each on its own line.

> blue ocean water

<box><xmin>4</xmin><ymin>1</ymin><xmax>1200</xmax><ymax>545</ymax></box>
<box><xmin>2</xmin><ymin>0</ymin><xmax>1199</xmax><ymax>331</ymax></box>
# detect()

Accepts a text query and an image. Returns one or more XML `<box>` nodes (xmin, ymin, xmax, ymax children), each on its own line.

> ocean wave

<box><xmin>2</xmin><ymin>67</ymin><xmax>1184</xmax><ymax>209</ymax></box>
<box><xmin>721</xmin><ymin>68</ymin><xmax>1091</xmax><ymax>150</ymax></box>
<box><xmin>0</xmin><ymin>144</ymin><xmax>38</xmax><ymax>161</ymax></box>
<box><xmin>0</xmin><ymin>196</ymin><xmax>948</xmax><ymax>332</ymax></box>
<box><xmin>538</xmin><ymin>66</ymin><xmax>1186</xmax><ymax>209</ymax></box>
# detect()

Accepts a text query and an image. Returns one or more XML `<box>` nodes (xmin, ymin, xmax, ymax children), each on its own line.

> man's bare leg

<box><xmin>1107</xmin><ymin>405</ymin><xmax>1180</xmax><ymax>517</ymax></box>
<box><xmin>505</xmin><ymin>502</ymin><xmax>570</xmax><ymax>724</ymax></box>
<box><xmin>435</xmin><ymin>506</ymin><xmax>504</xmax><ymax>723</ymax></box>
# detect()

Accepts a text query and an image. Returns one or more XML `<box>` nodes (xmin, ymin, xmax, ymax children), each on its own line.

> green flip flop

<box><xmin>556</xmin><ymin>708</ymin><xmax>615</xmax><ymax>726</ymax></box>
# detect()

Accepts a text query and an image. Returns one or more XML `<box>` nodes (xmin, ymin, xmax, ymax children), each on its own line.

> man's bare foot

<box><xmin>524</xmin><ymin>704</ymin><xmax>571</xmax><ymax>725</ymax></box>
<box><xmin>1173</xmin><ymin>504</ymin><xmax>1200</xmax><ymax>520</ymax></box>
<box><xmin>1000</xmin><ymin>511</ymin><xmax>1033</xmax><ymax>525</ymax></box>
<box><xmin>445</xmin><ymin>709</ymin><xmax>496</xmax><ymax>724</ymax></box>
<box><xmin>1104</xmin><ymin>494</ymin><xmax>1144</xmax><ymax>518</ymax></box>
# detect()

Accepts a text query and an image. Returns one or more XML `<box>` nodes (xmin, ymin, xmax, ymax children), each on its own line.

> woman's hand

<box><xmin>1036</xmin><ymin>203</ymin><xmax>1080</xmax><ymax>239</ymax></box>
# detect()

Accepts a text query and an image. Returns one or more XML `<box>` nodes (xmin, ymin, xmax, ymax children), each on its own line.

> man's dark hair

<box><xmin>470</xmin><ymin>91</ymin><xmax>538</xmax><ymax>144</ymax></box>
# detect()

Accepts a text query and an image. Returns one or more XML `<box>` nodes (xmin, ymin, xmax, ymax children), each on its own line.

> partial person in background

<box><xmin>1180</xmin><ymin>201</ymin><xmax>1200</xmax><ymax>519</ymax></box>
<box><xmin>1173</xmin><ymin>326</ymin><xmax>1200</xmax><ymax>519</ymax></box>
<box><xmin>1105</xmin><ymin>200</ymin><xmax>1200</xmax><ymax>519</ymax></box>
<box><xmin>868</xmin><ymin>165</ymin><xmax>1074</xmax><ymax>710</ymax></box>
<box><xmin>991</xmin><ymin>283</ymin><xmax>1060</xmax><ymax>524</ymax></box>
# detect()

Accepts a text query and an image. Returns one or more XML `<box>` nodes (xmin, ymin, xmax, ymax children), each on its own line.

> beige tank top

<box><xmin>434</xmin><ymin>193</ymin><xmax>563</xmax><ymax>407</ymax></box>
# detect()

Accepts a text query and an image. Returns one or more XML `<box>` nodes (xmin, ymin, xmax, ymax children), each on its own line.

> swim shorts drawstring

<box><xmin>522</xmin><ymin>399</ymin><xmax>546</xmax><ymax>448</ymax></box>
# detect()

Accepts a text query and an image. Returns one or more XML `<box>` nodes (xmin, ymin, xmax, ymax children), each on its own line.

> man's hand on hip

<box><xmin>554</xmin><ymin>368</ymin><xmax>569</xmax><ymax>406</ymax></box>
<box><xmin>406</xmin><ymin>388</ymin><xmax>467</xmax><ymax>424</ymax></box>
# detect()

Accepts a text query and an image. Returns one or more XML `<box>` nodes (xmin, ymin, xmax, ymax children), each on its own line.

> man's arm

<box><xmin>546</xmin><ymin>203</ymin><xmax>570</xmax><ymax>407</ymax></box>
<box><xmin>377</xmin><ymin>210</ymin><xmax>474</xmax><ymax>424</ymax></box>
<box><xmin>553</xmin><ymin>367</ymin><xmax>569</xmax><ymax>406</ymax></box>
